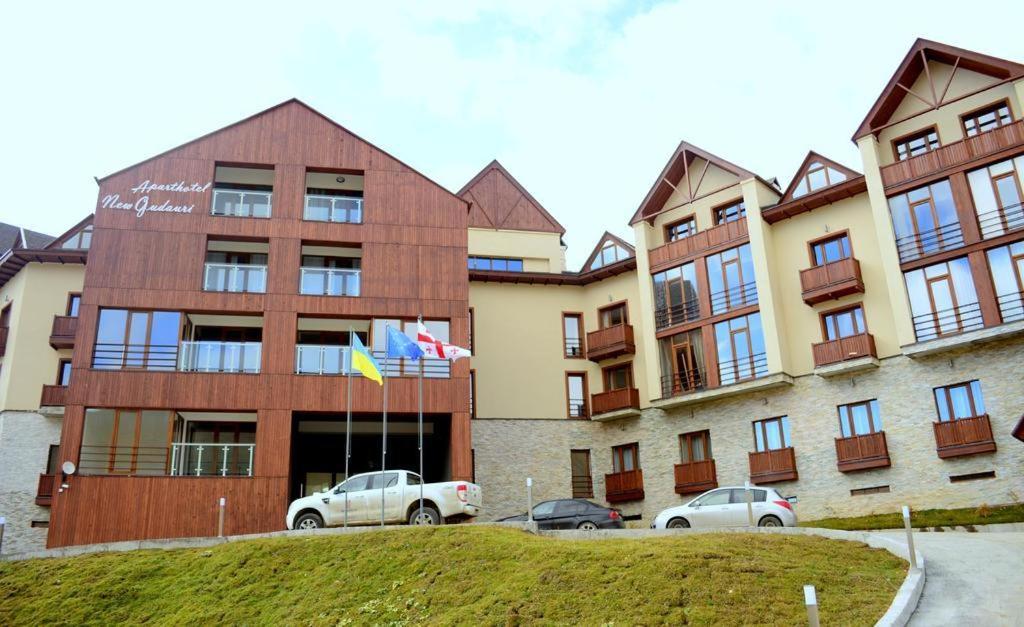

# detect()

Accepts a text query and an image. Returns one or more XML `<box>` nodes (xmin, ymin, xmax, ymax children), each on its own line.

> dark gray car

<box><xmin>499</xmin><ymin>498</ymin><xmax>624</xmax><ymax>530</ymax></box>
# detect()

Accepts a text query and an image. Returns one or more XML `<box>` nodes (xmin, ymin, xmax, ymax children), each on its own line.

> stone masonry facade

<box><xmin>0</xmin><ymin>411</ymin><xmax>62</xmax><ymax>554</ymax></box>
<box><xmin>472</xmin><ymin>335</ymin><xmax>1024</xmax><ymax>523</ymax></box>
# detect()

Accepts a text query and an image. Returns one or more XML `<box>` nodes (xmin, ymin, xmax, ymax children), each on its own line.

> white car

<box><xmin>286</xmin><ymin>469</ymin><xmax>482</xmax><ymax>529</ymax></box>
<box><xmin>651</xmin><ymin>486</ymin><xmax>797</xmax><ymax>529</ymax></box>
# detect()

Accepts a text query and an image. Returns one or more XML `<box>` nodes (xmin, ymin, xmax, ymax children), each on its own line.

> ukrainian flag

<box><xmin>350</xmin><ymin>334</ymin><xmax>383</xmax><ymax>386</ymax></box>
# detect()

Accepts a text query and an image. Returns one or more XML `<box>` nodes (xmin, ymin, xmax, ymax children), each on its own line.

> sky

<box><xmin>2</xmin><ymin>1</ymin><xmax>1023</xmax><ymax>268</ymax></box>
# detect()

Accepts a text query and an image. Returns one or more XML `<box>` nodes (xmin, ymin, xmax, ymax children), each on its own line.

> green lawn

<box><xmin>0</xmin><ymin>527</ymin><xmax>905</xmax><ymax>626</ymax></box>
<box><xmin>803</xmin><ymin>502</ymin><xmax>1024</xmax><ymax>531</ymax></box>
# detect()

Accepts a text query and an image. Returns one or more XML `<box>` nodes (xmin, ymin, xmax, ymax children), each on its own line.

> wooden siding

<box><xmin>647</xmin><ymin>218</ymin><xmax>748</xmax><ymax>273</ymax></box>
<box><xmin>49</xmin><ymin>315</ymin><xmax>78</xmax><ymax>349</ymax></box>
<box><xmin>835</xmin><ymin>432</ymin><xmax>891</xmax><ymax>472</ymax></box>
<box><xmin>811</xmin><ymin>333</ymin><xmax>877</xmax><ymax>368</ymax></box>
<box><xmin>799</xmin><ymin>258</ymin><xmax>864</xmax><ymax>305</ymax></box>
<box><xmin>40</xmin><ymin>384</ymin><xmax>67</xmax><ymax>407</ymax></box>
<box><xmin>591</xmin><ymin>388</ymin><xmax>639</xmax><ymax>415</ymax></box>
<box><xmin>673</xmin><ymin>459</ymin><xmax>717</xmax><ymax>495</ymax></box>
<box><xmin>605</xmin><ymin>469</ymin><xmax>644</xmax><ymax>503</ymax></box>
<box><xmin>748</xmin><ymin>448</ymin><xmax>798</xmax><ymax>484</ymax></box>
<box><xmin>933</xmin><ymin>415</ymin><xmax>997</xmax><ymax>458</ymax></box>
<box><xmin>586</xmin><ymin>324</ymin><xmax>635</xmax><ymax>362</ymax></box>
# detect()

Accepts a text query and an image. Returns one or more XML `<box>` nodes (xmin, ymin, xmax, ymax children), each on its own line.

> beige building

<box><xmin>469</xmin><ymin>39</ymin><xmax>1024</xmax><ymax>523</ymax></box>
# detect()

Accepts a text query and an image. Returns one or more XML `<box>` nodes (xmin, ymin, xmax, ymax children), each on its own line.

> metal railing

<box><xmin>895</xmin><ymin>222</ymin><xmax>964</xmax><ymax>263</ymax></box>
<box><xmin>718</xmin><ymin>351</ymin><xmax>768</xmax><ymax>386</ymax></box>
<box><xmin>911</xmin><ymin>301</ymin><xmax>984</xmax><ymax>342</ymax></box>
<box><xmin>997</xmin><ymin>291</ymin><xmax>1024</xmax><ymax>324</ymax></box>
<box><xmin>178</xmin><ymin>341</ymin><xmax>262</xmax><ymax>373</ymax></box>
<box><xmin>304</xmin><ymin>195</ymin><xmax>363</xmax><ymax>224</ymax></box>
<box><xmin>709</xmin><ymin>281</ymin><xmax>758</xmax><ymax>315</ymax></box>
<box><xmin>571</xmin><ymin>475</ymin><xmax>594</xmax><ymax>499</ymax></box>
<box><xmin>171</xmin><ymin>442</ymin><xmax>255</xmax><ymax>477</ymax></box>
<box><xmin>370</xmin><ymin>350</ymin><xmax>451</xmax><ymax>378</ymax></box>
<box><xmin>564</xmin><ymin>337</ymin><xmax>584</xmax><ymax>357</ymax></box>
<box><xmin>203</xmin><ymin>263</ymin><xmax>268</xmax><ymax>293</ymax></box>
<box><xmin>295</xmin><ymin>345</ymin><xmax>350</xmax><ymax>375</ymax></box>
<box><xmin>79</xmin><ymin>445</ymin><xmax>171</xmax><ymax>475</ymax></box>
<box><xmin>976</xmin><ymin>201</ymin><xmax>1024</xmax><ymax>240</ymax></box>
<box><xmin>211</xmin><ymin>189</ymin><xmax>272</xmax><ymax>218</ymax></box>
<box><xmin>92</xmin><ymin>343</ymin><xmax>179</xmax><ymax>370</ymax></box>
<box><xmin>654</xmin><ymin>297</ymin><xmax>700</xmax><ymax>330</ymax></box>
<box><xmin>568</xmin><ymin>398</ymin><xmax>589</xmax><ymax>419</ymax></box>
<box><xmin>299</xmin><ymin>267</ymin><xmax>361</xmax><ymax>296</ymax></box>
<box><xmin>660</xmin><ymin>370</ymin><xmax>704</xmax><ymax>398</ymax></box>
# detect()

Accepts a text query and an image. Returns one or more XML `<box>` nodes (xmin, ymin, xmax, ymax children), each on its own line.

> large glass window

<box><xmin>888</xmin><ymin>180</ymin><xmax>962</xmax><ymax>262</ymax></box>
<box><xmin>962</xmin><ymin>101</ymin><xmax>1013</xmax><ymax>137</ymax></box>
<box><xmin>566</xmin><ymin>373</ymin><xmax>588</xmax><ymax>418</ymax></box>
<box><xmin>590</xmin><ymin>241</ymin><xmax>631</xmax><ymax>270</ymax></box>
<box><xmin>934</xmin><ymin>381</ymin><xmax>986</xmax><ymax>422</ymax></box>
<box><xmin>60</xmin><ymin>224</ymin><xmax>93</xmax><ymax>249</ymax></box>
<box><xmin>792</xmin><ymin>161</ymin><xmax>848</xmax><ymax>198</ymax></box>
<box><xmin>967</xmin><ymin>156</ymin><xmax>1024</xmax><ymax>239</ymax></box>
<box><xmin>611</xmin><ymin>443</ymin><xmax>639</xmax><ymax>473</ymax></box>
<box><xmin>715</xmin><ymin>313</ymin><xmax>767</xmax><ymax>385</ymax></box>
<box><xmin>659</xmin><ymin>329</ymin><xmax>705</xmax><ymax>396</ymax></box>
<box><xmin>562</xmin><ymin>313</ymin><xmax>584</xmax><ymax>357</ymax></box>
<box><xmin>837</xmin><ymin>400</ymin><xmax>882</xmax><ymax>438</ymax></box>
<box><xmin>652</xmin><ymin>262</ymin><xmax>699</xmax><ymax>329</ymax></box>
<box><xmin>468</xmin><ymin>256</ymin><xmax>524</xmax><ymax>272</ymax></box>
<box><xmin>892</xmin><ymin>127</ymin><xmax>940</xmax><ymax>161</ymax></box>
<box><xmin>821</xmin><ymin>305</ymin><xmax>866</xmax><ymax>340</ymax></box>
<box><xmin>752</xmin><ymin>416</ymin><xmax>791</xmax><ymax>452</ymax></box>
<box><xmin>904</xmin><ymin>258</ymin><xmax>981</xmax><ymax>341</ymax></box>
<box><xmin>987</xmin><ymin>241</ymin><xmax>1024</xmax><ymax>323</ymax></box>
<box><xmin>92</xmin><ymin>309</ymin><xmax>181</xmax><ymax>370</ymax></box>
<box><xmin>706</xmin><ymin>244</ymin><xmax>757</xmax><ymax>315</ymax></box>
<box><xmin>80</xmin><ymin>409</ymin><xmax>173</xmax><ymax>475</ymax></box>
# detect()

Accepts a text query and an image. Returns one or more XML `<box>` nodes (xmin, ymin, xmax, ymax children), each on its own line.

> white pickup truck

<box><xmin>286</xmin><ymin>469</ymin><xmax>482</xmax><ymax>529</ymax></box>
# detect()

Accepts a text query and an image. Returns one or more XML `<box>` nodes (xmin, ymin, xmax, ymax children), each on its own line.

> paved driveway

<box><xmin>880</xmin><ymin>531</ymin><xmax>1024</xmax><ymax>626</ymax></box>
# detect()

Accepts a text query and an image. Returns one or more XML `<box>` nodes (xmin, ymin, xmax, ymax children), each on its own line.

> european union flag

<box><xmin>386</xmin><ymin>325</ymin><xmax>424</xmax><ymax>360</ymax></box>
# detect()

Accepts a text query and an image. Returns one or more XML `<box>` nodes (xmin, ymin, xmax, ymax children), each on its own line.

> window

<box><xmin>406</xmin><ymin>473</ymin><xmax>421</xmax><ymax>486</ymax></box>
<box><xmin>79</xmin><ymin>409</ymin><xmax>174</xmax><ymax>475</ymax></box>
<box><xmin>753</xmin><ymin>416</ymin><xmax>791</xmax><ymax>452</ymax></box>
<box><xmin>706</xmin><ymin>244</ymin><xmax>757</xmax><ymax>315</ymax></box>
<box><xmin>590</xmin><ymin>240</ymin><xmax>631</xmax><ymax>270</ymax></box>
<box><xmin>904</xmin><ymin>257</ymin><xmax>981</xmax><ymax>341</ymax></box>
<box><xmin>61</xmin><ymin>224</ymin><xmax>93</xmax><ymax>249</ymax></box>
<box><xmin>603</xmin><ymin>364</ymin><xmax>632</xmax><ymax>391</ymax></box>
<box><xmin>679</xmin><ymin>430</ymin><xmax>712</xmax><ymax>463</ymax></box>
<box><xmin>340</xmin><ymin>475</ymin><xmax>369</xmax><ymax>492</ymax></box>
<box><xmin>967</xmin><ymin>156</ymin><xmax>1024</xmax><ymax>239</ymax></box>
<box><xmin>599</xmin><ymin>302</ymin><xmax>628</xmax><ymax>328</ymax></box>
<box><xmin>211</xmin><ymin>168</ymin><xmax>273</xmax><ymax>218</ymax></box>
<box><xmin>934</xmin><ymin>380</ymin><xmax>986</xmax><ymax>422</ymax></box>
<box><xmin>46</xmin><ymin>444</ymin><xmax>60</xmax><ymax>474</ymax></box>
<box><xmin>837</xmin><ymin>400</ymin><xmax>882</xmax><ymax>438</ymax></box>
<box><xmin>204</xmin><ymin>248</ymin><xmax>269</xmax><ymax>294</ymax></box>
<box><xmin>888</xmin><ymin>180</ymin><xmax>962</xmax><ymax>262</ymax></box>
<box><xmin>366</xmin><ymin>472</ymin><xmax>400</xmax><ymax>489</ymax></box>
<box><xmin>659</xmin><ymin>329</ymin><xmax>705</xmax><ymax>395</ymax></box>
<box><xmin>469</xmin><ymin>370</ymin><xmax>476</xmax><ymax>419</ymax></box>
<box><xmin>792</xmin><ymin>161</ymin><xmax>848</xmax><ymax>198</ymax></box>
<box><xmin>987</xmin><ymin>241</ymin><xmax>1024</xmax><ymax>322</ymax></box>
<box><xmin>715</xmin><ymin>313</ymin><xmax>767</xmax><ymax>385</ymax></box>
<box><xmin>821</xmin><ymin>305</ymin><xmax>866</xmax><ymax>340</ymax></box>
<box><xmin>566</xmin><ymin>372</ymin><xmax>588</xmax><ymax>418</ymax></box>
<box><xmin>892</xmin><ymin>127</ymin><xmax>940</xmax><ymax>161</ymax></box>
<box><xmin>810</xmin><ymin>233</ymin><xmax>851</xmax><ymax>266</ymax></box>
<box><xmin>468</xmin><ymin>256</ymin><xmax>524</xmax><ymax>272</ymax></box>
<box><xmin>57</xmin><ymin>360</ymin><xmax>72</xmax><ymax>386</ymax></box>
<box><xmin>299</xmin><ymin>254</ymin><xmax>361</xmax><ymax>297</ymax></box>
<box><xmin>693</xmin><ymin>489</ymin><xmax>731</xmax><ymax>506</ymax></box>
<box><xmin>92</xmin><ymin>309</ymin><xmax>182</xmax><ymax>370</ymax></box>
<box><xmin>665</xmin><ymin>216</ymin><xmax>697</xmax><ymax>242</ymax></box>
<box><xmin>652</xmin><ymin>262</ymin><xmax>699</xmax><ymax>329</ymax></box>
<box><xmin>562</xmin><ymin>313</ymin><xmax>584</xmax><ymax>358</ymax></box>
<box><xmin>713</xmin><ymin>200</ymin><xmax>746</xmax><ymax>224</ymax></box>
<box><xmin>66</xmin><ymin>293</ymin><xmax>82</xmax><ymax>317</ymax></box>
<box><xmin>532</xmin><ymin>501</ymin><xmax>557</xmax><ymax>518</ymax></box>
<box><xmin>468</xmin><ymin>308</ymin><xmax>475</xmax><ymax>352</ymax></box>
<box><xmin>962</xmin><ymin>100</ymin><xmax>1013</xmax><ymax>137</ymax></box>
<box><xmin>571</xmin><ymin>449</ymin><xmax>593</xmax><ymax>498</ymax></box>
<box><xmin>611</xmin><ymin>443</ymin><xmax>639</xmax><ymax>473</ymax></box>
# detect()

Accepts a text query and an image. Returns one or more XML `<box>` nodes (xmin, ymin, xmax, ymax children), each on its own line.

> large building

<box><xmin>1</xmin><ymin>38</ymin><xmax>1019</xmax><ymax>551</ymax></box>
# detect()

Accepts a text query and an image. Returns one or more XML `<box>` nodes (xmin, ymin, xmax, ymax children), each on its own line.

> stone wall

<box><xmin>0</xmin><ymin>411</ymin><xmax>62</xmax><ymax>554</ymax></box>
<box><xmin>472</xmin><ymin>336</ymin><xmax>1024</xmax><ymax>523</ymax></box>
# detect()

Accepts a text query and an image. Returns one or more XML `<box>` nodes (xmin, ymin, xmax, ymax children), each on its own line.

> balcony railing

<box><xmin>976</xmin><ymin>201</ymin><xmax>1024</xmax><ymax>240</ymax></box>
<box><xmin>912</xmin><ymin>301</ymin><xmax>984</xmax><ymax>342</ymax></box>
<box><xmin>605</xmin><ymin>469</ymin><xmax>644</xmax><ymax>503</ymax></box>
<box><xmin>40</xmin><ymin>384</ymin><xmax>67</xmax><ymax>407</ymax></box>
<box><xmin>93</xmin><ymin>343</ymin><xmax>179</xmax><ymax>370</ymax></box>
<box><xmin>171</xmin><ymin>442</ymin><xmax>255</xmax><ymax>477</ymax></box>
<box><xmin>304</xmin><ymin>194</ymin><xmax>363</xmax><ymax>224</ymax></box>
<box><xmin>211</xmin><ymin>188</ymin><xmax>272</xmax><ymax>218</ymax></box>
<box><xmin>748</xmin><ymin>447</ymin><xmax>798</xmax><ymax>484</ymax></box>
<box><xmin>835</xmin><ymin>432</ymin><xmax>890</xmax><ymax>472</ymax></box>
<box><xmin>648</xmin><ymin>217</ymin><xmax>748</xmax><ymax>272</ymax></box>
<box><xmin>78</xmin><ymin>444</ymin><xmax>254</xmax><ymax>476</ymax></box>
<box><xmin>654</xmin><ymin>298</ymin><xmax>700</xmax><ymax>330</ymax></box>
<box><xmin>895</xmin><ymin>222</ymin><xmax>965</xmax><ymax>263</ymax></box>
<box><xmin>799</xmin><ymin>258</ymin><xmax>864</xmax><ymax>305</ymax></box>
<box><xmin>812</xmin><ymin>332</ymin><xmax>877</xmax><ymax>368</ymax></box>
<box><xmin>660</xmin><ymin>370</ymin><xmax>705</xmax><ymax>398</ymax></box>
<box><xmin>709</xmin><ymin>281</ymin><xmax>758</xmax><ymax>315</ymax></box>
<box><xmin>881</xmin><ymin>118</ymin><xmax>1024</xmax><ymax>188</ymax></box>
<box><xmin>203</xmin><ymin>262</ymin><xmax>268</xmax><ymax>293</ymax></box>
<box><xmin>36</xmin><ymin>473</ymin><xmax>56</xmax><ymax>506</ymax></box>
<box><xmin>673</xmin><ymin>459</ymin><xmax>717</xmax><ymax>495</ymax></box>
<box><xmin>586</xmin><ymin>324</ymin><xmax>635</xmax><ymax>361</ymax></box>
<box><xmin>933</xmin><ymin>414</ymin><xmax>997</xmax><ymax>459</ymax></box>
<box><xmin>591</xmin><ymin>388</ymin><xmax>639</xmax><ymax>415</ymax></box>
<box><xmin>179</xmin><ymin>341</ymin><xmax>262</xmax><ymax>373</ymax></box>
<box><xmin>79</xmin><ymin>445</ymin><xmax>173</xmax><ymax>475</ymax></box>
<box><xmin>997</xmin><ymin>291</ymin><xmax>1024</xmax><ymax>324</ymax></box>
<box><xmin>0</xmin><ymin>326</ymin><xmax>8</xmax><ymax>356</ymax></box>
<box><xmin>568</xmin><ymin>398</ymin><xmax>589</xmax><ymax>419</ymax></box>
<box><xmin>300</xmin><ymin>267</ymin><xmax>360</xmax><ymax>297</ymax></box>
<box><xmin>371</xmin><ymin>350</ymin><xmax>452</xmax><ymax>379</ymax></box>
<box><xmin>571</xmin><ymin>475</ymin><xmax>594</xmax><ymax>499</ymax></box>
<box><xmin>296</xmin><ymin>345</ymin><xmax>350</xmax><ymax>375</ymax></box>
<box><xmin>49</xmin><ymin>315</ymin><xmax>78</xmax><ymax>349</ymax></box>
<box><xmin>564</xmin><ymin>337</ymin><xmax>584</xmax><ymax>358</ymax></box>
<box><xmin>718</xmin><ymin>352</ymin><xmax>768</xmax><ymax>387</ymax></box>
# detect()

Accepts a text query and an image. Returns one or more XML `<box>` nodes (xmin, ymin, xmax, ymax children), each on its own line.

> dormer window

<box><xmin>590</xmin><ymin>240</ymin><xmax>631</xmax><ymax>270</ymax></box>
<box><xmin>792</xmin><ymin>161</ymin><xmax>848</xmax><ymax>198</ymax></box>
<box><xmin>962</xmin><ymin>100</ymin><xmax>1013</xmax><ymax>137</ymax></box>
<box><xmin>893</xmin><ymin>128</ymin><xmax>940</xmax><ymax>161</ymax></box>
<box><xmin>60</xmin><ymin>224</ymin><xmax>94</xmax><ymax>249</ymax></box>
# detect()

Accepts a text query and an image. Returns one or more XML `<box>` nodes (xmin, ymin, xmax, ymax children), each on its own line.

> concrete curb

<box><xmin>867</xmin><ymin>521</ymin><xmax>1024</xmax><ymax>534</ymax></box>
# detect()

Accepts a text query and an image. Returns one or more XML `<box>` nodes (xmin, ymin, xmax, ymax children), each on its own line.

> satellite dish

<box><xmin>61</xmin><ymin>461</ymin><xmax>77</xmax><ymax>476</ymax></box>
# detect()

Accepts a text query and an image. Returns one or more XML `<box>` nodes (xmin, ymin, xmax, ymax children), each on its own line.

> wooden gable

<box><xmin>457</xmin><ymin>160</ymin><xmax>565</xmax><ymax>234</ymax></box>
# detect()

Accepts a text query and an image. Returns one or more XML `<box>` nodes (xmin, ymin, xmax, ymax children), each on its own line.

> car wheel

<box><xmin>667</xmin><ymin>517</ymin><xmax>690</xmax><ymax>529</ymax></box>
<box><xmin>577</xmin><ymin>521</ymin><xmax>599</xmax><ymax>531</ymax></box>
<box><xmin>294</xmin><ymin>512</ymin><xmax>324</xmax><ymax>530</ymax></box>
<box><xmin>409</xmin><ymin>506</ymin><xmax>442</xmax><ymax>526</ymax></box>
<box><xmin>758</xmin><ymin>515</ymin><xmax>782</xmax><ymax>528</ymax></box>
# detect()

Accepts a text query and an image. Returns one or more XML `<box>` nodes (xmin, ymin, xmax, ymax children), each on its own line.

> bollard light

<box><xmin>0</xmin><ymin>516</ymin><xmax>6</xmax><ymax>555</ymax></box>
<box><xmin>218</xmin><ymin>497</ymin><xmax>227</xmax><ymax>538</ymax></box>
<box><xmin>804</xmin><ymin>584</ymin><xmax>820</xmax><ymax>627</ymax></box>
<box><xmin>902</xmin><ymin>505</ymin><xmax>918</xmax><ymax>570</ymax></box>
<box><xmin>526</xmin><ymin>477</ymin><xmax>534</xmax><ymax>523</ymax></box>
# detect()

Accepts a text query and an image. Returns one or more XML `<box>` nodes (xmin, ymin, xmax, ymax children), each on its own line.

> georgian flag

<box><xmin>417</xmin><ymin>322</ymin><xmax>471</xmax><ymax>361</ymax></box>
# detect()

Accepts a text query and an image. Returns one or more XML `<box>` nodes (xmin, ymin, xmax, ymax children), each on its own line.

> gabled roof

<box><xmin>0</xmin><ymin>222</ymin><xmax>54</xmax><ymax>255</ymax></box>
<box><xmin>457</xmin><ymin>160</ymin><xmax>565</xmax><ymax>234</ymax></box>
<box><xmin>629</xmin><ymin>141</ymin><xmax>760</xmax><ymax>225</ymax></box>
<box><xmin>853</xmin><ymin>39</ymin><xmax>1024</xmax><ymax>140</ymax></box>
<box><xmin>581</xmin><ymin>231</ymin><xmax>635</xmax><ymax>272</ymax></box>
<box><xmin>778</xmin><ymin>151</ymin><xmax>861</xmax><ymax>203</ymax></box>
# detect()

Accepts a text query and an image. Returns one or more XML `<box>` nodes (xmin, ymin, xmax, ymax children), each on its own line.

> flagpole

<box><xmin>344</xmin><ymin>328</ymin><xmax>353</xmax><ymax>528</ymax></box>
<box><xmin>417</xmin><ymin>316</ymin><xmax>424</xmax><ymax>523</ymax></box>
<box><xmin>381</xmin><ymin>324</ymin><xmax>389</xmax><ymax>528</ymax></box>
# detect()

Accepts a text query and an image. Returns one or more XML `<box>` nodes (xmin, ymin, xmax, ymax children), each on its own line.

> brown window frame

<box><xmin>819</xmin><ymin>303</ymin><xmax>867</xmax><ymax>341</ymax></box>
<box><xmin>602</xmin><ymin>362</ymin><xmax>633</xmax><ymax>391</ymax></box>
<box><xmin>891</xmin><ymin>126</ymin><xmax>941</xmax><ymax>161</ymax></box>
<box><xmin>678</xmin><ymin>430</ymin><xmax>712</xmax><ymax>463</ymax></box>
<box><xmin>565</xmin><ymin>371</ymin><xmax>589</xmax><ymax>419</ymax></box>
<box><xmin>752</xmin><ymin>416</ymin><xmax>791</xmax><ymax>452</ymax></box>
<box><xmin>598</xmin><ymin>300</ymin><xmax>629</xmax><ymax>329</ymax></box>
<box><xmin>94</xmin><ymin>408</ymin><xmax>176</xmax><ymax>475</ymax></box>
<box><xmin>468</xmin><ymin>307</ymin><xmax>475</xmax><ymax>353</ymax></box>
<box><xmin>611</xmin><ymin>442</ymin><xmax>639</xmax><ymax>473</ymax></box>
<box><xmin>56</xmin><ymin>359</ymin><xmax>72</xmax><ymax>386</ymax></box>
<box><xmin>837</xmin><ymin>399</ymin><xmax>882</xmax><ymax>438</ymax></box>
<box><xmin>469</xmin><ymin>369</ymin><xmax>476</xmax><ymax>419</ymax></box>
<box><xmin>960</xmin><ymin>98</ymin><xmax>1014</xmax><ymax>138</ymax></box>
<box><xmin>665</xmin><ymin>215</ymin><xmax>697</xmax><ymax>242</ymax></box>
<box><xmin>561</xmin><ymin>312</ymin><xmax>585</xmax><ymax>358</ymax></box>
<box><xmin>570</xmin><ymin>449</ymin><xmax>594</xmax><ymax>498</ymax></box>
<box><xmin>66</xmin><ymin>292</ymin><xmax>82</xmax><ymax>317</ymax></box>
<box><xmin>665</xmin><ymin>329</ymin><xmax>704</xmax><ymax>392</ymax></box>
<box><xmin>933</xmin><ymin>380</ymin><xmax>986</xmax><ymax>422</ymax></box>
<box><xmin>807</xmin><ymin>230</ymin><xmax>853</xmax><ymax>267</ymax></box>
<box><xmin>712</xmin><ymin>199</ymin><xmax>746</xmax><ymax>225</ymax></box>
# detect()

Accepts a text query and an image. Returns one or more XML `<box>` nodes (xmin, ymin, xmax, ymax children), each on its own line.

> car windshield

<box><xmin>532</xmin><ymin>501</ymin><xmax>557</xmax><ymax>517</ymax></box>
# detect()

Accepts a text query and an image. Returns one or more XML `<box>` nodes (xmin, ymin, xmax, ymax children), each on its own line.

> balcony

<box><xmin>673</xmin><ymin>459</ymin><xmax>717</xmax><ymax>495</ymax></box>
<box><xmin>591</xmin><ymin>388</ymin><xmax>640</xmax><ymax>419</ymax></box>
<box><xmin>49</xmin><ymin>315</ymin><xmax>78</xmax><ymax>349</ymax></box>
<box><xmin>933</xmin><ymin>415</ymin><xmax>997</xmax><ymax>459</ymax></box>
<box><xmin>304</xmin><ymin>195</ymin><xmax>363</xmax><ymax>224</ymax></box>
<box><xmin>571</xmin><ymin>475</ymin><xmax>594</xmax><ymax>499</ymax></box>
<box><xmin>835</xmin><ymin>432</ymin><xmax>891</xmax><ymax>472</ymax></box>
<box><xmin>586</xmin><ymin>324</ymin><xmax>635</xmax><ymax>361</ymax></box>
<box><xmin>912</xmin><ymin>302</ymin><xmax>984</xmax><ymax>343</ymax></box>
<box><xmin>648</xmin><ymin>217</ymin><xmax>748</xmax><ymax>273</ymax></box>
<box><xmin>178</xmin><ymin>341</ymin><xmax>262</xmax><ymax>373</ymax></box>
<box><xmin>0</xmin><ymin>326</ymin><xmax>7</xmax><ymax>356</ymax></box>
<box><xmin>654</xmin><ymin>298</ymin><xmax>700</xmax><ymax>330</ymax></box>
<box><xmin>660</xmin><ymin>370</ymin><xmax>704</xmax><ymax>399</ymax></box>
<box><xmin>977</xmin><ymin>201</ymin><xmax>1024</xmax><ymax>240</ymax></box>
<box><xmin>997</xmin><ymin>291</ymin><xmax>1024</xmax><ymax>324</ymax></box>
<box><xmin>748</xmin><ymin>447</ymin><xmax>798</xmax><ymax>484</ymax></box>
<box><xmin>812</xmin><ymin>332</ymin><xmax>878</xmax><ymax>375</ymax></box>
<box><xmin>799</xmin><ymin>258</ymin><xmax>864</xmax><ymax>305</ymax></box>
<box><xmin>709</xmin><ymin>281</ymin><xmax>758</xmax><ymax>315</ymax></box>
<box><xmin>718</xmin><ymin>352</ymin><xmax>769</xmax><ymax>387</ymax></box>
<box><xmin>35</xmin><ymin>473</ymin><xmax>56</xmax><ymax>506</ymax></box>
<box><xmin>895</xmin><ymin>223</ymin><xmax>964</xmax><ymax>264</ymax></box>
<box><xmin>605</xmin><ymin>469</ymin><xmax>644</xmax><ymax>503</ymax></box>
<box><xmin>300</xmin><ymin>267</ymin><xmax>360</xmax><ymax>297</ymax></box>
<box><xmin>296</xmin><ymin>345</ymin><xmax>350</xmax><ymax>375</ymax></box>
<box><xmin>211</xmin><ymin>188</ymin><xmax>272</xmax><ymax>218</ymax></box>
<box><xmin>40</xmin><ymin>384</ymin><xmax>67</xmax><ymax>407</ymax></box>
<box><xmin>203</xmin><ymin>263</ymin><xmax>268</xmax><ymax>293</ymax></box>
<box><xmin>79</xmin><ymin>443</ymin><xmax>255</xmax><ymax>477</ymax></box>
<box><xmin>881</xmin><ymin>118</ymin><xmax>1024</xmax><ymax>189</ymax></box>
